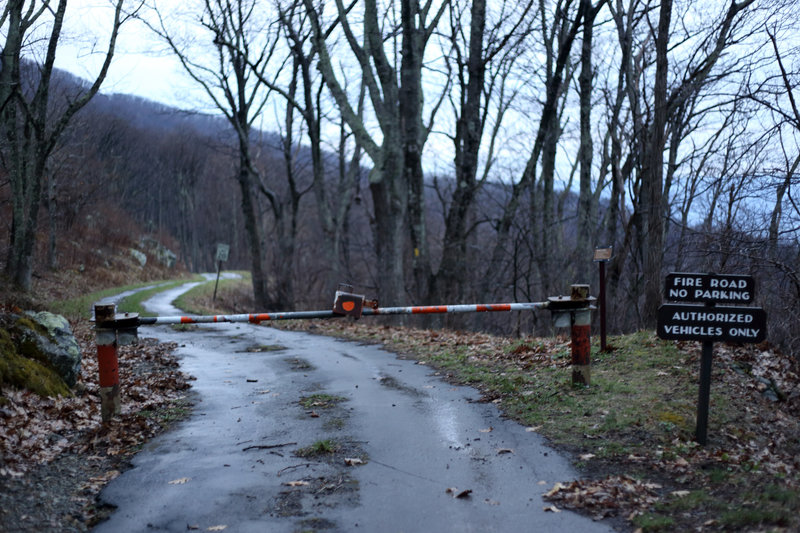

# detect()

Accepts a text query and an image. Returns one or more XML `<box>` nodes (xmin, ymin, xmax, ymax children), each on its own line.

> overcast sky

<box><xmin>53</xmin><ymin>0</ymin><xmax>200</xmax><ymax>109</ymax></box>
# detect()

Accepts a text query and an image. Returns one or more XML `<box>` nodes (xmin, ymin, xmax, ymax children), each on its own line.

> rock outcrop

<box><xmin>11</xmin><ymin>312</ymin><xmax>82</xmax><ymax>388</ymax></box>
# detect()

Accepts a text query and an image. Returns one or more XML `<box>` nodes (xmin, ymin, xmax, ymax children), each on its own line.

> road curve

<box><xmin>93</xmin><ymin>281</ymin><xmax>617</xmax><ymax>532</ymax></box>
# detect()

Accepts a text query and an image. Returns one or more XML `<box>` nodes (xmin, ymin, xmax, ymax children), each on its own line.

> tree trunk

<box><xmin>576</xmin><ymin>0</ymin><xmax>596</xmax><ymax>284</ymax></box>
<box><xmin>370</xmin><ymin>145</ymin><xmax>408</xmax><ymax>306</ymax></box>
<box><xmin>640</xmin><ymin>0</ymin><xmax>671</xmax><ymax>327</ymax></box>
<box><xmin>401</xmin><ymin>0</ymin><xmax>430</xmax><ymax>302</ymax></box>
<box><xmin>236</xmin><ymin>151</ymin><xmax>269</xmax><ymax>308</ymax></box>
<box><xmin>1</xmin><ymin>0</ymin><xmax>123</xmax><ymax>290</ymax></box>
<box><xmin>430</xmin><ymin>0</ymin><xmax>487</xmax><ymax>305</ymax></box>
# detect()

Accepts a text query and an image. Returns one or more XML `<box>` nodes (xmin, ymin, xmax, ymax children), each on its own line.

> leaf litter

<box><xmin>0</xmin><ymin>319</ymin><xmax>193</xmax><ymax>529</ymax></box>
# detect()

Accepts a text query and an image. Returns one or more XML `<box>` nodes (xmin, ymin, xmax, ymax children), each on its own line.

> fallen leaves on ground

<box><xmin>543</xmin><ymin>475</ymin><xmax>661</xmax><ymax>520</ymax></box>
<box><xmin>82</xmin><ymin>469</ymin><xmax>121</xmax><ymax>493</ymax></box>
<box><xmin>280</xmin><ymin>319</ymin><xmax>574</xmax><ymax>373</ymax></box>
<box><xmin>0</xmin><ymin>320</ymin><xmax>191</xmax><ymax>476</ymax></box>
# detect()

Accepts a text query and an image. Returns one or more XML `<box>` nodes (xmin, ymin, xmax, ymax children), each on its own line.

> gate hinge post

<box><xmin>93</xmin><ymin>305</ymin><xmax>140</xmax><ymax>422</ymax></box>
<box><xmin>547</xmin><ymin>284</ymin><xmax>596</xmax><ymax>386</ymax></box>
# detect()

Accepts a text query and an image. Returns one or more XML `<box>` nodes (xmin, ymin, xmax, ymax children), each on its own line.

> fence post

<box><xmin>571</xmin><ymin>308</ymin><xmax>592</xmax><ymax>386</ymax></box>
<box><xmin>94</xmin><ymin>304</ymin><xmax>120</xmax><ymax>421</ymax></box>
<box><xmin>570</xmin><ymin>284</ymin><xmax>592</xmax><ymax>386</ymax></box>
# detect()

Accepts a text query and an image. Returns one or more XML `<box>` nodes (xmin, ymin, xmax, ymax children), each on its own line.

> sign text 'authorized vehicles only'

<box><xmin>657</xmin><ymin>304</ymin><xmax>767</xmax><ymax>343</ymax></box>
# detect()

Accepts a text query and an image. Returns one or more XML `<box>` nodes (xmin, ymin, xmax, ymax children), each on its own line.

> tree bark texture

<box><xmin>576</xmin><ymin>0</ymin><xmax>597</xmax><ymax>284</ymax></box>
<box><xmin>639</xmin><ymin>0</ymin><xmax>671</xmax><ymax>327</ymax></box>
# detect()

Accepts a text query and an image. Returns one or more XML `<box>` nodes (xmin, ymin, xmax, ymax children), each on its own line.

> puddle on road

<box><xmin>285</xmin><ymin>357</ymin><xmax>316</xmax><ymax>371</ymax></box>
<box><xmin>376</xmin><ymin>374</ymin><xmax>423</xmax><ymax>397</ymax></box>
<box><xmin>237</xmin><ymin>344</ymin><xmax>288</xmax><ymax>353</ymax></box>
<box><xmin>434</xmin><ymin>402</ymin><xmax>463</xmax><ymax>449</ymax></box>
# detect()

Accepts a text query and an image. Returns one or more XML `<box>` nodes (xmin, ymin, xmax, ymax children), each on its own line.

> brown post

<box><xmin>570</xmin><ymin>284</ymin><xmax>591</xmax><ymax>386</ymax></box>
<box><xmin>598</xmin><ymin>260</ymin><xmax>607</xmax><ymax>351</ymax></box>
<box><xmin>94</xmin><ymin>304</ymin><xmax>120</xmax><ymax>421</ymax></box>
<box><xmin>593</xmin><ymin>247</ymin><xmax>612</xmax><ymax>352</ymax></box>
<box><xmin>571</xmin><ymin>309</ymin><xmax>592</xmax><ymax>385</ymax></box>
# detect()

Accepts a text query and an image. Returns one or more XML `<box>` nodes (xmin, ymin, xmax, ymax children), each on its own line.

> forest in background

<box><xmin>2</xmin><ymin>0</ymin><xmax>799</xmax><ymax>358</ymax></box>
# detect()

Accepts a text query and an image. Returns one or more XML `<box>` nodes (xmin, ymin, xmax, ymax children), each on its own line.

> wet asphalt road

<box><xmin>93</xmin><ymin>282</ymin><xmax>616</xmax><ymax>532</ymax></box>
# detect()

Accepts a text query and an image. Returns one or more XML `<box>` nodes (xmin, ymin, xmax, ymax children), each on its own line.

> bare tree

<box><xmin>144</xmin><ymin>0</ymin><xmax>283</xmax><ymax>308</ymax></box>
<box><xmin>1</xmin><ymin>0</ymin><xmax>129</xmax><ymax>290</ymax></box>
<box><xmin>762</xmin><ymin>26</ymin><xmax>800</xmax><ymax>253</ymax></box>
<box><xmin>267</xmin><ymin>0</ymin><xmax>364</xmax><ymax>298</ymax></box>
<box><xmin>302</xmin><ymin>0</ymin><xmax>447</xmax><ymax>305</ymax></box>
<box><xmin>428</xmin><ymin>0</ymin><xmax>533</xmax><ymax>304</ymax></box>
<box><xmin>575</xmin><ymin>0</ymin><xmax>607</xmax><ymax>283</ymax></box>
<box><xmin>601</xmin><ymin>0</ymin><xmax>757</xmax><ymax>327</ymax></box>
<box><xmin>479</xmin><ymin>0</ymin><xmax>587</xmax><ymax>300</ymax></box>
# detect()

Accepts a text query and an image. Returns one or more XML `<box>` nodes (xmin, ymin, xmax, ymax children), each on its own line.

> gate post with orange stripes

<box><xmin>94</xmin><ymin>304</ymin><xmax>121</xmax><ymax>422</ymax></box>
<box><xmin>548</xmin><ymin>285</ymin><xmax>594</xmax><ymax>386</ymax></box>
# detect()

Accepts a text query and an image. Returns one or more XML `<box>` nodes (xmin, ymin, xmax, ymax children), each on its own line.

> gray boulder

<box><xmin>14</xmin><ymin>312</ymin><xmax>82</xmax><ymax>387</ymax></box>
<box><xmin>130</xmin><ymin>248</ymin><xmax>147</xmax><ymax>267</ymax></box>
<box><xmin>140</xmin><ymin>237</ymin><xmax>177</xmax><ymax>268</ymax></box>
<box><xmin>157</xmin><ymin>247</ymin><xmax>177</xmax><ymax>269</ymax></box>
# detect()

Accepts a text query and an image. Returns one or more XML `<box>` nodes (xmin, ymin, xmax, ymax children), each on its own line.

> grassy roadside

<box><xmin>44</xmin><ymin>271</ymin><xmax>250</xmax><ymax>320</ymax></box>
<box><xmin>115</xmin><ymin>276</ymin><xmax>205</xmax><ymax>316</ymax></box>
<box><xmin>47</xmin><ymin>275</ymin><xmax>204</xmax><ymax>319</ymax></box>
<box><xmin>172</xmin><ymin>271</ymin><xmax>253</xmax><ymax>316</ymax></box>
<box><xmin>43</xmin><ymin>272</ymin><xmax>257</xmax><ymax>320</ymax></box>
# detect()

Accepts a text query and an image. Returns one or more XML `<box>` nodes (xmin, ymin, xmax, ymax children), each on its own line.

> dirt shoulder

<box><xmin>0</xmin><ymin>320</ymin><xmax>192</xmax><ymax>531</ymax></box>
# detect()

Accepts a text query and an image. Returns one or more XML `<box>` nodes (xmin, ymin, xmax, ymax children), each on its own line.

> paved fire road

<box><xmin>94</xmin><ymin>281</ymin><xmax>616</xmax><ymax>532</ymax></box>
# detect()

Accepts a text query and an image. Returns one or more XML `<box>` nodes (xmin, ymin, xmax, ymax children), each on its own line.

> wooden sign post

<box><xmin>657</xmin><ymin>272</ymin><xmax>767</xmax><ymax>445</ymax></box>
<box><xmin>213</xmin><ymin>244</ymin><xmax>230</xmax><ymax>302</ymax></box>
<box><xmin>593</xmin><ymin>247</ymin><xmax>613</xmax><ymax>352</ymax></box>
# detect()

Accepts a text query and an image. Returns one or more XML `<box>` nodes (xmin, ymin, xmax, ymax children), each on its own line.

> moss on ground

<box><xmin>0</xmin><ymin>328</ymin><xmax>70</xmax><ymax>398</ymax></box>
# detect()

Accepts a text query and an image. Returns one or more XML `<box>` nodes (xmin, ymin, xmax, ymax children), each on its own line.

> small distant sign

<box><xmin>593</xmin><ymin>247</ymin><xmax>613</xmax><ymax>262</ymax></box>
<box><xmin>664</xmin><ymin>272</ymin><xmax>754</xmax><ymax>304</ymax></box>
<box><xmin>215</xmin><ymin>244</ymin><xmax>230</xmax><ymax>262</ymax></box>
